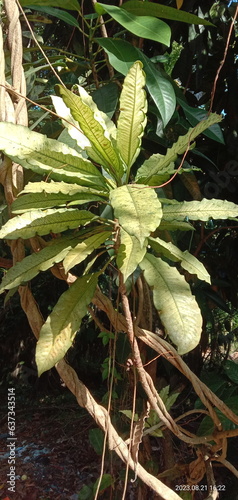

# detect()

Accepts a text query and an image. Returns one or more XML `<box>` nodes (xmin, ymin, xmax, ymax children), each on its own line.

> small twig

<box><xmin>209</xmin><ymin>5</ymin><xmax>238</xmax><ymax>113</ymax></box>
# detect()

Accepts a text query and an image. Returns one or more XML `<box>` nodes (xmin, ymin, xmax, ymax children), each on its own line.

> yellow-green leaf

<box><xmin>109</xmin><ymin>184</ymin><xmax>162</xmax><ymax>247</ymax></box>
<box><xmin>140</xmin><ymin>253</ymin><xmax>202</xmax><ymax>354</ymax></box>
<box><xmin>117</xmin><ymin>61</ymin><xmax>147</xmax><ymax>174</ymax></box>
<box><xmin>149</xmin><ymin>236</ymin><xmax>210</xmax><ymax>283</ymax></box>
<box><xmin>162</xmin><ymin>198</ymin><xmax>238</xmax><ymax>222</ymax></box>
<box><xmin>63</xmin><ymin>231</ymin><xmax>111</xmax><ymax>272</ymax></box>
<box><xmin>36</xmin><ymin>272</ymin><xmax>99</xmax><ymax>375</ymax></box>
<box><xmin>56</xmin><ymin>85</ymin><xmax>123</xmax><ymax>181</ymax></box>
<box><xmin>117</xmin><ymin>228</ymin><xmax>147</xmax><ymax>281</ymax></box>
<box><xmin>0</xmin><ymin>208</ymin><xmax>95</xmax><ymax>239</ymax></box>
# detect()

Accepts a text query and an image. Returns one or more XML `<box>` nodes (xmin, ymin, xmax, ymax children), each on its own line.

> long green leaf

<box><xmin>117</xmin><ymin>61</ymin><xmax>147</xmax><ymax>174</ymax></box>
<box><xmin>149</xmin><ymin>236</ymin><xmax>211</xmax><ymax>283</ymax></box>
<box><xmin>20</xmin><ymin>0</ymin><xmax>80</xmax><ymax>9</ymax></box>
<box><xmin>110</xmin><ymin>185</ymin><xmax>162</xmax><ymax>247</ymax></box>
<box><xmin>27</xmin><ymin>6</ymin><xmax>80</xmax><ymax>28</ymax></box>
<box><xmin>0</xmin><ymin>208</ymin><xmax>95</xmax><ymax>239</ymax></box>
<box><xmin>162</xmin><ymin>199</ymin><xmax>238</xmax><ymax>222</ymax></box>
<box><xmin>63</xmin><ymin>231</ymin><xmax>111</xmax><ymax>272</ymax></box>
<box><xmin>122</xmin><ymin>1</ymin><xmax>213</xmax><ymax>26</ymax></box>
<box><xmin>0</xmin><ymin>236</ymin><xmax>78</xmax><ymax>293</ymax></box>
<box><xmin>12</xmin><ymin>181</ymin><xmax>107</xmax><ymax>213</ymax></box>
<box><xmin>136</xmin><ymin>113</ymin><xmax>222</xmax><ymax>183</ymax></box>
<box><xmin>56</xmin><ymin>86</ymin><xmax>123</xmax><ymax>181</ymax></box>
<box><xmin>36</xmin><ymin>272</ymin><xmax>99</xmax><ymax>375</ymax></box>
<box><xmin>95</xmin><ymin>38</ymin><xmax>175</xmax><ymax>127</ymax></box>
<box><xmin>117</xmin><ymin>228</ymin><xmax>147</xmax><ymax>282</ymax></box>
<box><xmin>140</xmin><ymin>254</ymin><xmax>202</xmax><ymax>354</ymax></box>
<box><xmin>0</xmin><ymin>123</ymin><xmax>107</xmax><ymax>190</ymax></box>
<box><xmin>95</xmin><ymin>3</ymin><xmax>171</xmax><ymax>46</ymax></box>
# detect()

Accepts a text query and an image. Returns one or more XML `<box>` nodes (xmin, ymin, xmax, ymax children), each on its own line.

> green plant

<box><xmin>0</xmin><ymin>61</ymin><xmax>238</xmax><ymax>375</ymax></box>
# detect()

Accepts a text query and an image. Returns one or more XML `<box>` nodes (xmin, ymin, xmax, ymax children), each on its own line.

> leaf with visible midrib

<box><xmin>109</xmin><ymin>185</ymin><xmax>162</xmax><ymax>247</ymax></box>
<box><xmin>0</xmin><ymin>122</ymin><xmax>107</xmax><ymax>189</ymax></box>
<box><xmin>0</xmin><ymin>208</ymin><xmax>95</xmax><ymax>239</ymax></box>
<box><xmin>95</xmin><ymin>3</ymin><xmax>171</xmax><ymax>46</ymax></box>
<box><xmin>117</xmin><ymin>61</ymin><xmax>147</xmax><ymax>173</ymax></box>
<box><xmin>162</xmin><ymin>199</ymin><xmax>238</xmax><ymax>222</ymax></box>
<box><xmin>36</xmin><ymin>272</ymin><xmax>99</xmax><ymax>375</ymax></box>
<box><xmin>0</xmin><ymin>236</ymin><xmax>78</xmax><ymax>293</ymax></box>
<box><xmin>56</xmin><ymin>85</ymin><xmax>123</xmax><ymax>181</ymax></box>
<box><xmin>140</xmin><ymin>253</ymin><xmax>202</xmax><ymax>354</ymax></box>
<box><xmin>148</xmin><ymin>236</ymin><xmax>211</xmax><ymax>283</ymax></box>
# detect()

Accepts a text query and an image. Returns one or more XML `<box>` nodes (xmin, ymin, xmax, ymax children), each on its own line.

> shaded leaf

<box><xmin>95</xmin><ymin>3</ymin><xmax>171</xmax><ymax>46</ymax></box>
<box><xmin>117</xmin><ymin>61</ymin><xmax>147</xmax><ymax>173</ymax></box>
<box><xmin>223</xmin><ymin>360</ymin><xmax>238</xmax><ymax>385</ymax></box>
<box><xmin>20</xmin><ymin>0</ymin><xmax>80</xmax><ymax>9</ymax></box>
<box><xmin>140</xmin><ymin>253</ymin><xmax>202</xmax><ymax>354</ymax></box>
<box><xmin>36</xmin><ymin>272</ymin><xmax>99</xmax><ymax>375</ymax></box>
<box><xmin>122</xmin><ymin>0</ymin><xmax>213</xmax><ymax>26</ymax></box>
<box><xmin>27</xmin><ymin>6</ymin><xmax>80</xmax><ymax>28</ymax></box>
<box><xmin>0</xmin><ymin>208</ymin><xmax>95</xmax><ymax>239</ymax></box>
<box><xmin>110</xmin><ymin>185</ymin><xmax>162</xmax><ymax>247</ymax></box>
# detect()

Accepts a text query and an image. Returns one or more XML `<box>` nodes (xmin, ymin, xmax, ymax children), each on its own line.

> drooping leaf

<box><xmin>36</xmin><ymin>272</ymin><xmax>99</xmax><ymax>375</ymax></box>
<box><xmin>26</xmin><ymin>6</ymin><xmax>80</xmax><ymax>28</ymax></box>
<box><xmin>63</xmin><ymin>231</ymin><xmax>111</xmax><ymax>272</ymax></box>
<box><xmin>0</xmin><ymin>208</ymin><xmax>96</xmax><ymax>239</ymax></box>
<box><xmin>95</xmin><ymin>38</ymin><xmax>175</xmax><ymax>127</ymax></box>
<box><xmin>136</xmin><ymin>113</ymin><xmax>222</xmax><ymax>183</ymax></box>
<box><xmin>117</xmin><ymin>61</ymin><xmax>147</xmax><ymax>174</ymax></box>
<box><xmin>0</xmin><ymin>236</ymin><xmax>78</xmax><ymax>292</ymax></box>
<box><xmin>20</xmin><ymin>0</ymin><xmax>80</xmax><ymax>9</ymax></box>
<box><xmin>0</xmin><ymin>123</ymin><xmax>108</xmax><ymax>189</ymax></box>
<box><xmin>109</xmin><ymin>185</ymin><xmax>162</xmax><ymax>247</ymax></box>
<box><xmin>140</xmin><ymin>253</ymin><xmax>202</xmax><ymax>354</ymax></box>
<box><xmin>56</xmin><ymin>85</ymin><xmax>123</xmax><ymax>181</ymax></box>
<box><xmin>162</xmin><ymin>199</ymin><xmax>238</xmax><ymax>222</ymax></box>
<box><xmin>12</xmin><ymin>181</ymin><xmax>107</xmax><ymax>212</ymax></box>
<box><xmin>148</xmin><ymin>236</ymin><xmax>211</xmax><ymax>283</ymax></box>
<box><xmin>117</xmin><ymin>228</ymin><xmax>147</xmax><ymax>282</ymax></box>
<box><xmin>122</xmin><ymin>1</ymin><xmax>213</xmax><ymax>26</ymax></box>
<box><xmin>95</xmin><ymin>3</ymin><xmax>171</xmax><ymax>46</ymax></box>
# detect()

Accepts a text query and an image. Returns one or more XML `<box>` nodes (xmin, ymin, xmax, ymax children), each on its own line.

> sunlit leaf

<box><xmin>117</xmin><ymin>228</ymin><xmax>147</xmax><ymax>281</ymax></box>
<box><xmin>95</xmin><ymin>3</ymin><xmax>171</xmax><ymax>46</ymax></box>
<box><xmin>162</xmin><ymin>199</ymin><xmax>238</xmax><ymax>222</ymax></box>
<box><xmin>0</xmin><ymin>208</ymin><xmax>95</xmax><ymax>239</ymax></box>
<box><xmin>36</xmin><ymin>272</ymin><xmax>99</xmax><ymax>375</ymax></box>
<box><xmin>0</xmin><ymin>122</ymin><xmax>107</xmax><ymax>190</ymax></box>
<box><xmin>117</xmin><ymin>61</ymin><xmax>147</xmax><ymax>173</ymax></box>
<box><xmin>63</xmin><ymin>231</ymin><xmax>111</xmax><ymax>272</ymax></box>
<box><xmin>149</xmin><ymin>236</ymin><xmax>211</xmax><ymax>283</ymax></box>
<box><xmin>56</xmin><ymin>85</ymin><xmax>123</xmax><ymax>181</ymax></box>
<box><xmin>136</xmin><ymin>113</ymin><xmax>222</xmax><ymax>183</ymax></box>
<box><xmin>140</xmin><ymin>253</ymin><xmax>202</xmax><ymax>354</ymax></box>
<box><xmin>110</xmin><ymin>185</ymin><xmax>162</xmax><ymax>247</ymax></box>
